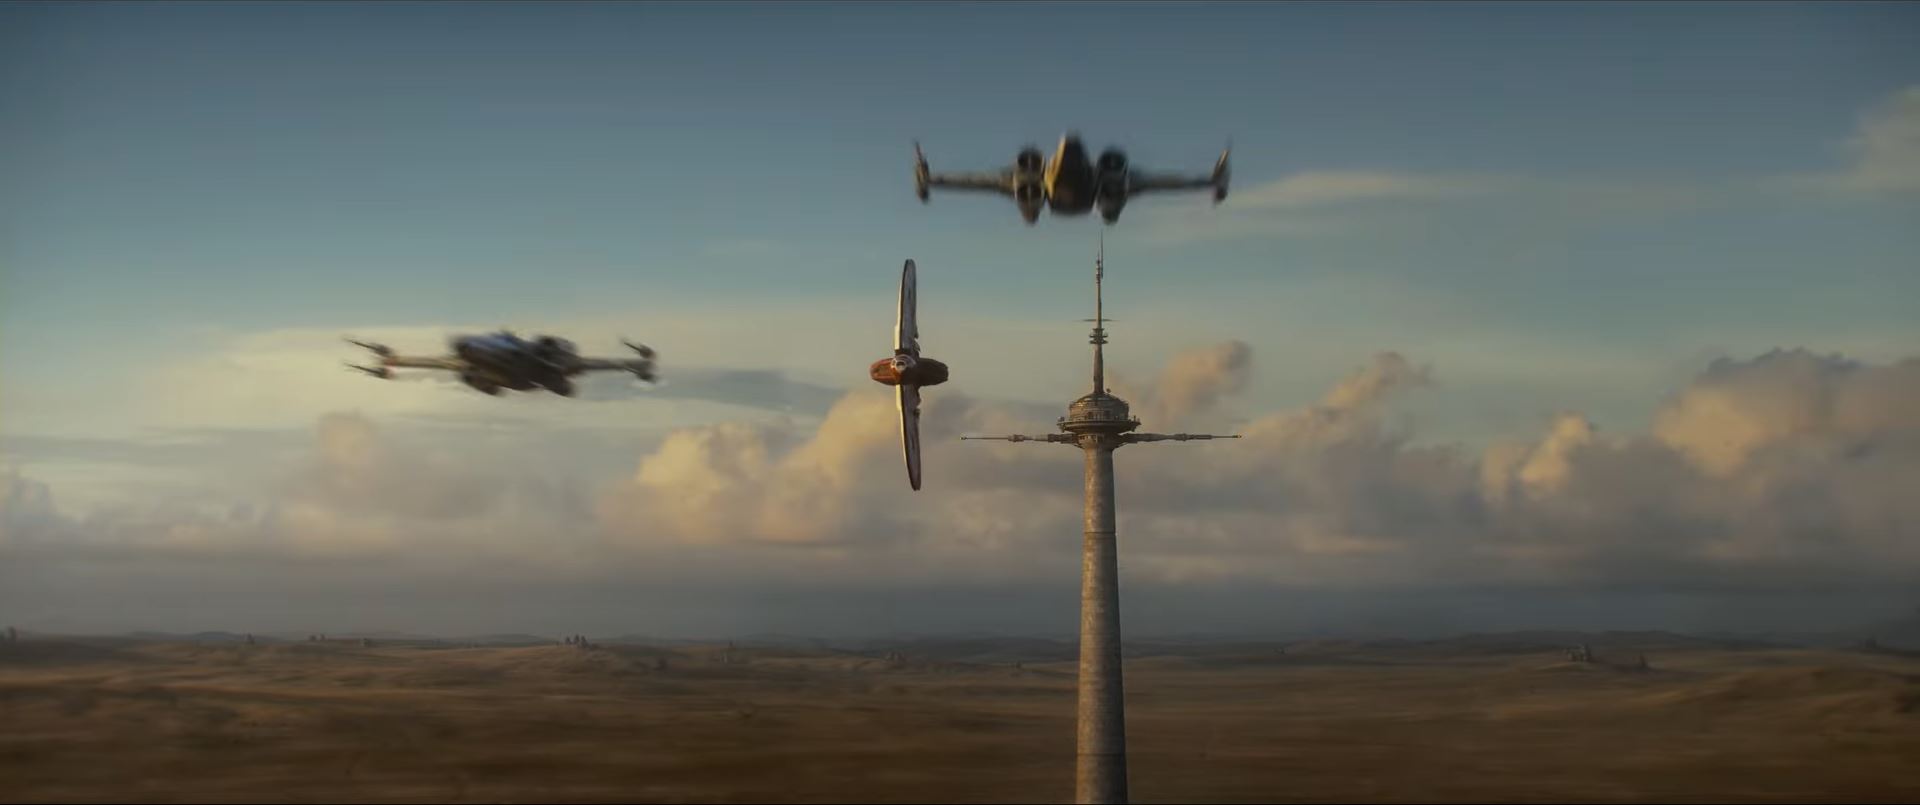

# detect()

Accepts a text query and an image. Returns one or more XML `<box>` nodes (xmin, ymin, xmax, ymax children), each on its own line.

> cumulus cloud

<box><xmin>262</xmin><ymin>412</ymin><xmax>603</xmax><ymax>562</ymax></box>
<box><xmin>1123</xmin><ymin>349</ymin><xmax>1918</xmax><ymax>591</ymax></box>
<box><xmin>1114</xmin><ymin>352</ymin><xmax>1462</xmax><ymax>577</ymax></box>
<box><xmin>1</xmin><ymin>465</ymin><xmax>277</xmax><ymax>557</ymax></box>
<box><xmin>6</xmin><ymin>344</ymin><xmax>1919</xmax><ymax>636</ymax></box>
<box><xmin>1481</xmin><ymin>412</ymin><xmax>1596</xmax><ymax>503</ymax></box>
<box><xmin>599</xmin><ymin>388</ymin><xmax>1081</xmax><ymax>552</ymax></box>
<box><xmin>1111</xmin><ymin>339</ymin><xmax>1254</xmax><ymax>428</ymax></box>
<box><xmin>602</xmin><ymin>392</ymin><xmax>890</xmax><ymax>546</ymax></box>
<box><xmin>286</xmin><ymin>412</ymin><xmax>527</xmax><ymax>521</ymax></box>
<box><xmin>2</xmin><ymin>413</ymin><xmax>609</xmax><ymax>568</ymax></box>
<box><xmin>1316</xmin><ymin>350</ymin><xmax>1431</xmax><ymax>413</ymax></box>
<box><xmin>1652</xmin><ymin>349</ymin><xmax>1920</xmax><ymax>476</ymax></box>
<box><xmin>593</xmin><ymin>344</ymin><xmax>1920</xmax><ymax>594</ymax></box>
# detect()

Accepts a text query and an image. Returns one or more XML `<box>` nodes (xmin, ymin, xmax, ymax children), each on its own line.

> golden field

<box><xmin>2</xmin><ymin>633</ymin><xmax>1917</xmax><ymax>803</ymax></box>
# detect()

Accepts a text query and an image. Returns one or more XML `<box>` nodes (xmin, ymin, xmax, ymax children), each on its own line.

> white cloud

<box><xmin>1136</xmin><ymin>168</ymin><xmax>1722</xmax><ymax>246</ymax></box>
<box><xmin>1109</xmin><ymin>339</ymin><xmax>1253</xmax><ymax>429</ymax></box>
<box><xmin>7</xmin><ymin>345</ymin><xmax>1920</xmax><ymax>635</ymax></box>
<box><xmin>1830</xmin><ymin>86</ymin><xmax>1920</xmax><ymax>195</ymax></box>
<box><xmin>1235</xmin><ymin>172</ymin><xmax>1494</xmax><ymax>209</ymax></box>
<box><xmin>1138</xmin><ymin>170</ymin><xmax>1494</xmax><ymax>245</ymax></box>
<box><xmin>1652</xmin><ymin>349</ymin><xmax>1920</xmax><ymax>476</ymax></box>
<box><xmin>1767</xmin><ymin>85</ymin><xmax>1920</xmax><ymax>198</ymax></box>
<box><xmin>1135</xmin><ymin>87</ymin><xmax>1920</xmax><ymax>248</ymax></box>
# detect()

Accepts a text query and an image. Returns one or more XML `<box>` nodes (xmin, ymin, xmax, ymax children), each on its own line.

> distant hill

<box><xmin>1861</xmin><ymin>609</ymin><xmax>1920</xmax><ymax>650</ymax></box>
<box><xmin>120</xmin><ymin>629</ymin><xmax>465</xmax><ymax>644</ymax></box>
<box><xmin>1729</xmin><ymin>609</ymin><xmax>1920</xmax><ymax>651</ymax></box>
<box><xmin>328</xmin><ymin>630</ymin><xmax>442</xmax><ymax>641</ymax></box>
<box><xmin>604</xmin><ymin>634</ymin><xmax>735</xmax><ymax>648</ymax></box>
<box><xmin>126</xmin><ymin>630</ymin><xmax>264</xmax><ymax>644</ymax></box>
<box><xmin>732</xmin><ymin>633</ymin><xmax>842</xmax><ymax>649</ymax></box>
<box><xmin>1405</xmin><ymin>630</ymin><xmax>1780</xmax><ymax>656</ymax></box>
<box><xmin>854</xmin><ymin>636</ymin><xmax>1077</xmax><ymax>664</ymax></box>
<box><xmin>449</xmin><ymin>633</ymin><xmax>557</xmax><ymax>646</ymax></box>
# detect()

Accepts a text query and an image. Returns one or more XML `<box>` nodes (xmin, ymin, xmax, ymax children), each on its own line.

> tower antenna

<box><xmin>1092</xmin><ymin>229</ymin><xmax>1107</xmax><ymax>396</ymax></box>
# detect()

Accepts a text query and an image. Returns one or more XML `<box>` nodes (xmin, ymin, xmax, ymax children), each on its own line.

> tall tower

<box><xmin>964</xmin><ymin>235</ymin><xmax>1238</xmax><ymax>805</ymax></box>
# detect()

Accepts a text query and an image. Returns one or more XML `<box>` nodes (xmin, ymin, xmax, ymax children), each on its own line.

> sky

<box><xmin>3</xmin><ymin>1</ymin><xmax>1918</xmax><ymax>639</ymax></box>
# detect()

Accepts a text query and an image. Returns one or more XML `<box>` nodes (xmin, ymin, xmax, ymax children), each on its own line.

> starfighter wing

<box><xmin>1128</xmin><ymin>144</ymin><xmax>1231</xmax><ymax>203</ymax></box>
<box><xmin>894</xmin><ymin>259</ymin><xmax>919</xmax><ymax>356</ymax></box>
<box><xmin>898</xmin><ymin>381</ymin><xmax>922</xmax><ymax>491</ymax></box>
<box><xmin>379</xmin><ymin>356</ymin><xmax>468</xmax><ymax>371</ymax></box>
<box><xmin>915</xmin><ymin>142</ymin><xmax>1016</xmax><ymax>198</ymax></box>
<box><xmin>344</xmin><ymin>337</ymin><xmax>466</xmax><ymax>372</ymax></box>
<box><xmin>573</xmin><ymin>341</ymin><xmax>660</xmax><ymax>383</ymax></box>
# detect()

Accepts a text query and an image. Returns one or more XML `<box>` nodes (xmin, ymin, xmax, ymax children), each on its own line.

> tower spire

<box><xmin>1092</xmin><ymin>230</ymin><xmax>1107</xmax><ymax>396</ymax></box>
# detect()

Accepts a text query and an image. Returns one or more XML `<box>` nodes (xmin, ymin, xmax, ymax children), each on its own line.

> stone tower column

<box><xmin>1076</xmin><ymin>435</ymin><xmax>1127</xmax><ymax>804</ymax></box>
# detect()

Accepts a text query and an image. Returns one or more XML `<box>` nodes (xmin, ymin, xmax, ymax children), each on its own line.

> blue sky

<box><xmin>5</xmin><ymin>0</ymin><xmax>1918</xmax><ymax>443</ymax></box>
<box><xmin>6</xmin><ymin>1</ymin><xmax>1916</xmax><ymax>334</ymax></box>
<box><xmin>2</xmin><ymin>2</ymin><xmax>1919</xmax><ymax>634</ymax></box>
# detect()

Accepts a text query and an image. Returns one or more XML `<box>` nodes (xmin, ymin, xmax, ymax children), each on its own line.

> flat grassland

<box><xmin>2</xmin><ymin>634</ymin><xmax>1917</xmax><ymax>803</ymax></box>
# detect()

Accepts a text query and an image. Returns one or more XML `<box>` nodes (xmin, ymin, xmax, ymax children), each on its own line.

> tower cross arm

<box><xmin>961</xmin><ymin>434</ymin><xmax>1077</xmax><ymax>444</ymax></box>
<box><xmin>1122</xmin><ymin>432</ymin><xmax>1242</xmax><ymax>443</ymax></box>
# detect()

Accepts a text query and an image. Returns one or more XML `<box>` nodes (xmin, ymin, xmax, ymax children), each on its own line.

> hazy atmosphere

<box><xmin>5</xmin><ymin>1</ymin><xmax>1919</xmax><ymax>640</ymax></box>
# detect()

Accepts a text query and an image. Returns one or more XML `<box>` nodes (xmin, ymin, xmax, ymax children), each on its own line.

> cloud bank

<box><xmin>6</xmin><ymin>342</ymin><xmax>1917</xmax><ymax>637</ymax></box>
